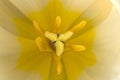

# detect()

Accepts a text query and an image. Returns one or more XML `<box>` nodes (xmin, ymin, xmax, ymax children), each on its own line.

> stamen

<box><xmin>70</xmin><ymin>44</ymin><xmax>86</xmax><ymax>51</ymax></box>
<box><xmin>45</xmin><ymin>31</ymin><xmax>57</xmax><ymax>42</ymax></box>
<box><xmin>33</xmin><ymin>20</ymin><xmax>44</xmax><ymax>36</ymax></box>
<box><xmin>59</xmin><ymin>31</ymin><xmax>73</xmax><ymax>41</ymax></box>
<box><xmin>55</xmin><ymin>16</ymin><xmax>61</xmax><ymax>32</ymax></box>
<box><xmin>71</xmin><ymin>20</ymin><xmax>87</xmax><ymax>32</ymax></box>
<box><xmin>35</xmin><ymin>37</ymin><xmax>48</xmax><ymax>51</ymax></box>
<box><xmin>57</xmin><ymin>57</ymin><xmax>62</xmax><ymax>75</ymax></box>
<box><xmin>55</xmin><ymin>41</ymin><xmax>64</xmax><ymax>56</ymax></box>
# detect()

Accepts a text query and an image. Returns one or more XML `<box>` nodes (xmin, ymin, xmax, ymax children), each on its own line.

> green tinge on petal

<box><xmin>16</xmin><ymin>37</ymin><xmax>52</xmax><ymax>80</ymax></box>
<box><xmin>28</xmin><ymin>0</ymin><xmax>80</xmax><ymax>33</ymax></box>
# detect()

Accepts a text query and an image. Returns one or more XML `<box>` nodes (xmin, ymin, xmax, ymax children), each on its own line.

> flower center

<box><xmin>45</xmin><ymin>31</ymin><xmax>73</xmax><ymax>56</ymax></box>
<box><xmin>33</xmin><ymin>16</ymin><xmax>87</xmax><ymax>75</ymax></box>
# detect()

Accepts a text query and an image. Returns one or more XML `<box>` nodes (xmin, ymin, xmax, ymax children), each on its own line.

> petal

<box><xmin>16</xmin><ymin>37</ymin><xmax>52</xmax><ymax>80</ymax></box>
<box><xmin>94</xmin><ymin>7</ymin><xmax>120</xmax><ymax>66</ymax></box>
<box><xmin>0</xmin><ymin>27</ymin><xmax>20</xmax><ymax>56</ymax></box>
<box><xmin>10</xmin><ymin>0</ymin><xmax>81</xmax><ymax>32</ymax></box>
<box><xmin>61</xmin><ymin>0</ymin><xmax>94</xmax><ymax>13</ymax></box>
<box><xmin>111</xmin><ymin>0</ymin><xmax>120</xmax><ymax>13</ymax></box>
<box><xmin>62</xmin><ymin>51</ymin><xmax>96</xmax><ymax>80</ymax></box>
<box><xmin>0</xmin><ymin>0</ymin><xmax>37</xmax><ymax>39</ymax></box>
<box><xmin>80</xmin><ymin>7</ymin><xmax>120</xmax><ymax>80</ymax></box>
<box><xmin>49</xmin><ymin>56</ymin><xmax>68</xmax><ymax>80</ymax></box>
<box><xmin>64</xmin><ymin>25</ymin><xmax>96</xmax><ymax>80</ymax></box>
<box><xmin>67</xmin><ymin>0</ymin><xmax>112</xmax><ymax>38</ymax></box>
<box><xmin>0</xmin><ymin>27</ymin><xmax>40</xmax><ymax>80</ymax></box>
<box><xmin>10</xmin><ymin>0</ymin><xmax>49</xmax><ymax>16</ymax></box>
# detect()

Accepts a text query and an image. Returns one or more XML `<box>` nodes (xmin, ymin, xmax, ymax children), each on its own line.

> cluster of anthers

<box><xmin>33</xmin><ymin>16</ymin><xmax>87</xmax><ymax>75</ymax></box>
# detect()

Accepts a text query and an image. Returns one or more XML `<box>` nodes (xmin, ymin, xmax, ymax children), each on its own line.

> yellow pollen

<box><xmin>55</xmin><ymin>16</ymin><xmax>61</xmax><ymax>32</ymax></box>
<box><xmin>70</xmin><ymin>44</ymin><xmax>86</xmax><ymax>52</ymax></box>
<box><xmin>71</xmin><ymin>20</ymin><xmax>87</xmax><ymax>32</ymax></box>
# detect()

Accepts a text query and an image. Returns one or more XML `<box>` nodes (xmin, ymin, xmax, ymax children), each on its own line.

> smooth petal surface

<box><xmin>10</xmin><ymin>0</ymin><xmax>49</xmax><ymax>16</ymax></box>
<box><xmin>0</xmin><ymin>27</ymin><xmax>40</xmax><ymax>80</ymax></box>
<box><xmin>10</xmin><ymin>0</ymin><xmax>81</xmax><ymax>33</ymax></box>
<box><xmin>61</xmin><ymin>0</ymin><xmax>94</xmax><ymax>14</ymax></box>
<box><xmin>0</xmin><ymin>0</ymin><xmax>37</xmax><ymax>39</ymax></box>
<box><xmin>79</xmin><ymin>7</ymin><xmax>120</xmax><ymax>80</ymax></box>
<box><xmin>66</xmin><ymin>0</ymin><xmax>112</xmax><ymax>38</ymax></box>
<box><xmin>111</xmin><ymin>0</ymin><xmax>120</xmax><ymax>13</ymax></box>
<box><xmin>63</xmin><ymin>28</ymin><xmax>96</xmax><ymax>80</ymax></box>
<box><xmin>16</xmin><ymin>37</ymin><xmax>52</xmax><ymax>80</ymax></box>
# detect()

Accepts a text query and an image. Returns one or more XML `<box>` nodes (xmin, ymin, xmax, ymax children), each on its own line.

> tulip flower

<box><xmin>0</xmin><ymin>0</ymin><xmax>120</xmax><ymax>80</ymax></box>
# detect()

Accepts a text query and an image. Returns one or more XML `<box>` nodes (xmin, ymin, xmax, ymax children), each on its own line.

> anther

<box><xmin>71</xmin><ymin>20</ymin><xmax>87</xmax><ymax>32</ymax></box>
<box><xmin>55</xmin><ymin>16</ymin><xmax>61</xmax><ymax>32</ymax></box>
<box><xmin>70</xmin><ymin>44</ymin><xmax>86</xmax><ymax>52</ymax></box>
<box><xmin>33</xmin><ymin>20</ymin><xmax>44</xmax><ymax>36</ymax></box>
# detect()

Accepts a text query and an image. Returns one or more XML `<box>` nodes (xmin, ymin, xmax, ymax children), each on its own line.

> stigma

<box><xmin>45</xmin><ymin>31</ymin><xmax>73</xmax><ymax>56</ymax></box>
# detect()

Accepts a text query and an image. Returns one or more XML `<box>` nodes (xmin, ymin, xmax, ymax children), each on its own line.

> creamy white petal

<box><xmin>80</xmin><ymin>7</ymin><xmax>120</xmax><ymax>80</ymax></box>
<box><xmin>0</xmin><ymin>55</ymin><xmax>41</xmax><ymax>80</ymax></box>
<box><xmin>111</xmin><ymin>0</ymin><xmax>120</xmax><ymax>13</ymax></box>
<box><xmin>10</xmin><ymin>0</ymin><xmax>49</xmax><ymax>16</ymax></box>
<box><xmin>61</xmin><ymin>0</ymin><xmax>95</xmax><ymax>12</ymax></box>
<box><xmin>0</xmin><ymin>27</ymin><xmax>42</xmax><ymax>80</ymax></box>
<box><xmin>94</xmin><ymin>7</ymin><xmax>120</xmax><ymax>66</ymax></box>
<box><xmin>0</xmin><ymin>27</ymin><xmax>20</xmax><ymax>56</ymax></box>
<box><xmin>0</xmin><ymin>0</ymin><xmax>37</xmax><ymax>39</ymax></box>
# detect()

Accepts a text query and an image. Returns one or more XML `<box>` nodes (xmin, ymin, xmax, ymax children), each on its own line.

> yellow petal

<box><xmin>16</xmin><ymin>37</ymin><xmax>52</xmax><ymax>80</ymax></box>
<box><xmin>0</xmin><ymin>0</ymin><xmax>37</xmax><ymax>39</ymax></box>
<box><xmin>49</xmin><ymin>56</ymin><xmax>67</xmax><ymax>80</ymax></box>
<box><xmin>63</xmin><ymin>51</ymin><xmax>96</xmax><ymax>80</ymax></box>
<box><xmin>65</xmin><ymin>27</ymin><xmax>96</xmax><ymax>80</ymax></box>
